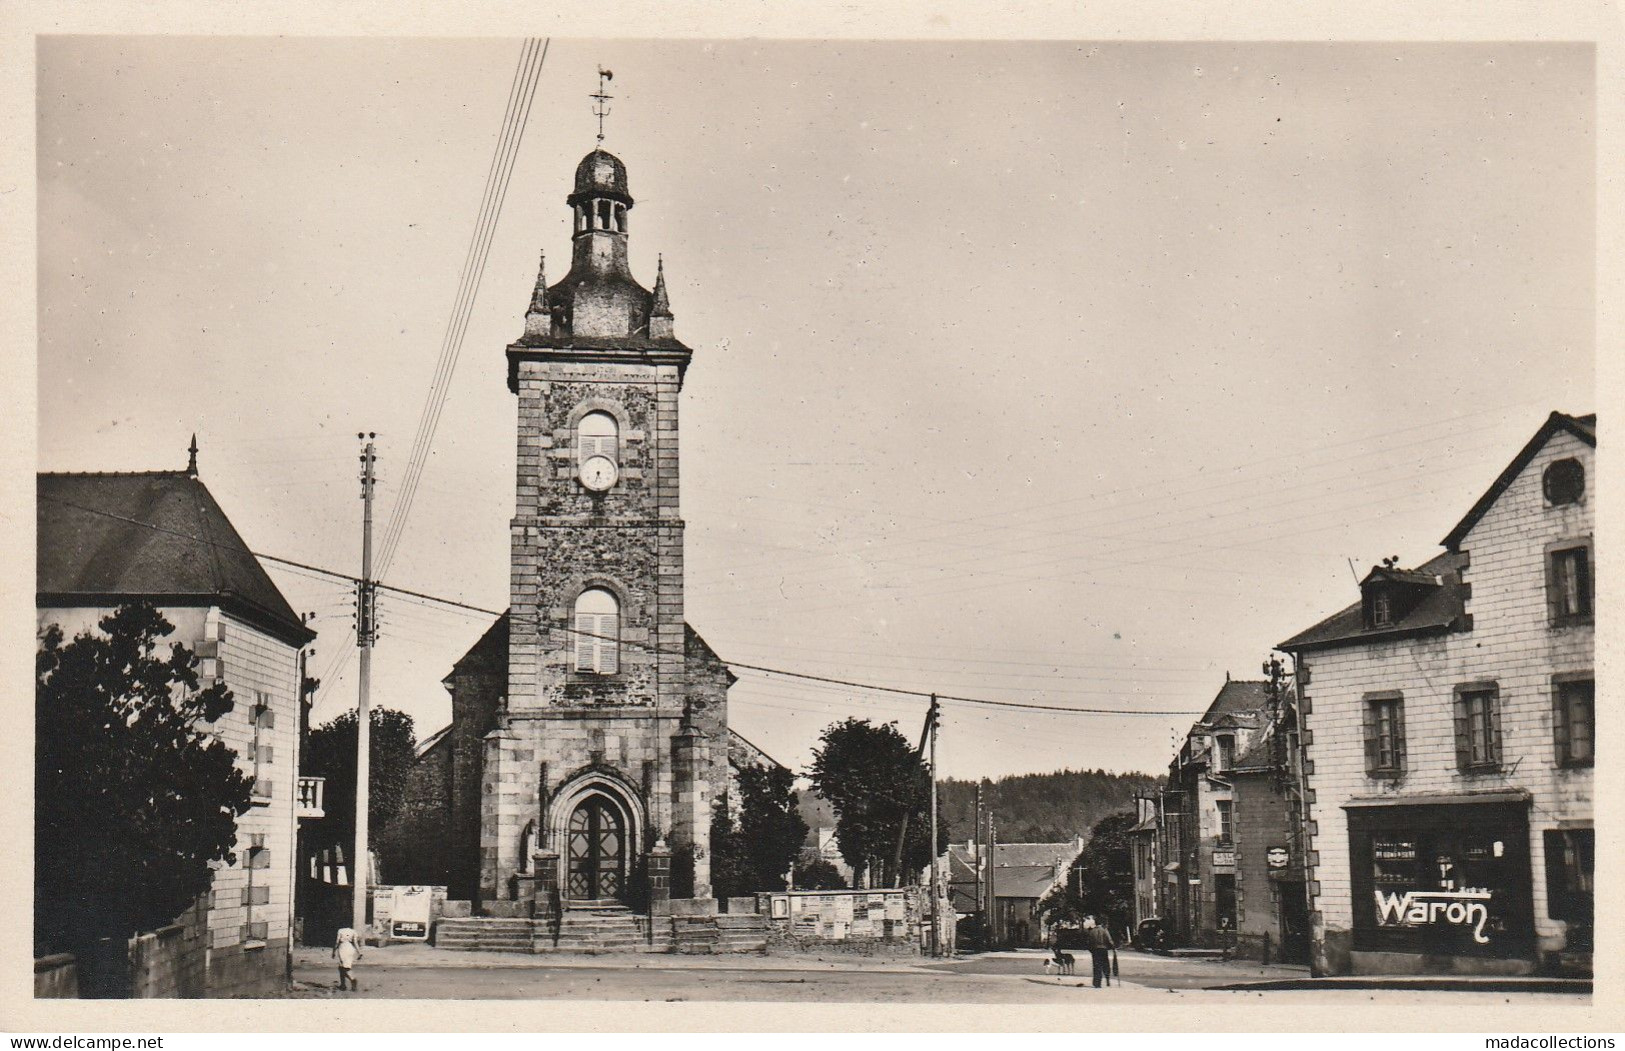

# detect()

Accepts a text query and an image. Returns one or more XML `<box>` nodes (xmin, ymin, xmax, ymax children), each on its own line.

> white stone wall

<box><xmin>207</xmin><ymin>612</ymin><xmax>301</xmax><ymax>964</ymax></box>
<box><xmin>1298</xmin><ymin>428</ymin><xmax>1593</xmax><ymax>963</ymax></box>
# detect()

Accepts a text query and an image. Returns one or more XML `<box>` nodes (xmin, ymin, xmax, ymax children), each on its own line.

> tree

<box><xmin>708</xmin><ymin>766</ymin><xmax>810</xmax><ymax>898</ymax></box>
<box><xmin>793</xmin><ymin>857</ymin><xmax>848</xmax><ymax>890</ymax></box>
<box><xmin>735</xmin><ymin>764</ymin><xmax>810</xmax><ymax>892</ymax></box>
<box><xmin>1038</xmin><ymin>809</ymin><xmax>1138</xmax><ymax>937</ymax></box>
<box><xmin>302</xmin><ymin>707</ymin><xmax>418</xmax><ymax>868</ymax></box>
<box><xmin>808</xmin><ymin>718</ymin><xmax>944</xmax><ymax>888</ymax></box>
<box><xmin>707</xmin><ymin>801</ymin><xmax>751</xmax><ymax>900</ymax></box>
<box><xmin>35</xmin><ymin>605</ymin><xmax>252</xmax><ymax>966</ymax></box>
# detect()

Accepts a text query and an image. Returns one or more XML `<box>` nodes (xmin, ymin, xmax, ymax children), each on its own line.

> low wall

<box><xmin>34</xmin><ymin>954</ymin><xmax>77</xmax><ymax>999</ymax></box>
<box><xmin>758</xmin><ymin>889</ymin><xmax>923</xmax><ymax>953</ymax></box>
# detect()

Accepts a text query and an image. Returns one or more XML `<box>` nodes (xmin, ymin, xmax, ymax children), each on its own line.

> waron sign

<box><xmin>1374</xmin><ymin>888</ymin><xmax>1493</xmax><ymax>944</ymax></box>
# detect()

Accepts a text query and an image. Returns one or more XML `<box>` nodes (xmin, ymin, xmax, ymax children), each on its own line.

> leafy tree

<box><xmin>35</xmin><ymin>605</ymin><xmax>252</xmax><ymax>967</ymax></box>
<box><xmin>302</xmin><ymin>707</ymin><xmax>417</xmax><ymax>867</ymax></box>
<box><xmin>735</xmin><ymin>764</ymin><xmax>809</xmax><ymax>892</ymax></box>
<box><xmin>1038</xmin><ymin>809</ymin><xmax>1138</xmax><ymax>936</ymax></box>
<box><xmin>793</xmin><ymin>857</ymin><xmax>848</xmax><ymax>890</ymax></box>
<box><xmin>808</xmin><ymin>718</ymin><xmax>945</xmax><ymax>888</ymax></box>
<box><xmin>707</xmin><ymin>801</ymin><xmax>751</xmax><ymax>900</ymax></box>
<box><xmin>708</xmin><ymin>766</ymin><xmax>810</xmax><ymax>897</ymax></box>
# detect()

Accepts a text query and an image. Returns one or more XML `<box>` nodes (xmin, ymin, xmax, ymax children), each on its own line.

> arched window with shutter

<box><xmin>573</xmin><ymin>587</ymin><xmax>620</xmax><ymax>674</ymax></box>
<box><xmin>578</xmin><ymin>411</ymin><xmax>618</xmax><ymax>467</ymax></box>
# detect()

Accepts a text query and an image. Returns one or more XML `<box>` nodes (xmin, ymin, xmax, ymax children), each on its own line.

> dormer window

<box><xmin>1372</xmin><ymin>590</ymin><xmax>1393</xmax><ymax>627</ymax></box>
<box><xmin>1543</xmin><ymin>458</ymin><xmax>1584</xmax><ymax>506</ymax></box>
<box><xmin>1214</xmin><ymin>735</ymin><xmax>1235</xmax><ymax>773</ymax></box>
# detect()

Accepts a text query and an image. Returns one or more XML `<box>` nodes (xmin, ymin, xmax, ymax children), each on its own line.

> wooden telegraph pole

<box><xmin>352</xmin><ymin>435</ymin><xmax>377</xmax><ymax>935</ymax></box>
<box><xmin>927</xmin><ymin>695</ymin><xmax>940</xmax><ymax>956</ymax></box>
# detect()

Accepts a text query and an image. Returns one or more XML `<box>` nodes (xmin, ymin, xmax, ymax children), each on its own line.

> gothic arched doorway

<box><xmin>565</xmin><ymin>794</ymin><xmax>627</xmax><ymax>902</ymax></box>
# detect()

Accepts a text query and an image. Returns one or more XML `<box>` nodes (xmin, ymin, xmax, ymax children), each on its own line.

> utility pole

<box><xmin>974</xmin><ymin>782</ymin><xmax>984</xmax><ymax>914</ymax></box>
<box><xmin>352</xmin><ymin>435</ymin><xmax>377</xmax><ymax>935</ymax></box>
<box><xmin>927</xmin><ymin>695</ymin><xmax>940</xmax><ymax>956</ymax></box>
<box><xmin>987</xmin><ymin>808</ymin><xmax>998</xmax><ymax>949</ymax></box>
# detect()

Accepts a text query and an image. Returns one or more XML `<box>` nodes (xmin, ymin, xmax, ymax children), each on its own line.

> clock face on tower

<box><xmin>579</xmin><ymin>454</ymin><xmax>619</xmax><ymax>492</ymax></box>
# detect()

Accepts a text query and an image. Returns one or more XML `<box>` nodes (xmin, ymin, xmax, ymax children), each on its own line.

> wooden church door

<box><xmin>566</xmin><ymin>796</ymin><xmax>626</xmax><ymax>901</ymax></box>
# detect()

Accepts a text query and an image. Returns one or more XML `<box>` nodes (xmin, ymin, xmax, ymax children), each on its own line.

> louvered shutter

<box><xmin>1453</xmin><ymin>693</ymin><xmax>1471</xmax><ymax>771</ymax></box>
<box><xmin>575</xmin><ymin>609</ymin><xmax>597</xmax><ymax>672</ymax></box>
<box><xmin>1392</xmin><ymin>700</ymin><xmax>1406</xmax><ymax>773</ymax></box>
<box><xmin>1488</xmin><ymin>691</ymin><xmax>1503</xmax><ymax>768</ymax></box>
<box><xmin>1362</xmin><ymin>701</ymin><xmax>1379</xmax><ymax>776</ymax></box>
<box><xmin>598</xmin><ymin>611</ymin><xmax>619</xmax><ymax>674</ymax></box>
<box><xmin>1553</xmin><ymin>682</ymin><xmax>1570</xmax><ymax>764</ymax></box>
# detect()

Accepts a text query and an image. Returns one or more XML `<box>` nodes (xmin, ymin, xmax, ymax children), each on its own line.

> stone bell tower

<box><xmin>476</xmin><ymin>142</ymin><xmax>721</xmax><ymax>911</ymax></box>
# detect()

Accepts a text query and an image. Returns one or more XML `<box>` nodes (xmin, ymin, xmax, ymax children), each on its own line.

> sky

<box><xmin>36</xmin><ymin>38</ymin><xmax>1595</xmax><ymax>780</ymax></box>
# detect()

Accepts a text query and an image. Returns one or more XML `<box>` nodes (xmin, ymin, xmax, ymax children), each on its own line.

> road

<box><xmin>290</xmin><ymin>945</ymin><xmax>1587</xmax><ymax>1004</ymax></box>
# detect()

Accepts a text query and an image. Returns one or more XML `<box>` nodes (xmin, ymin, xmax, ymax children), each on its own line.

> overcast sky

<box><xmin>36</xmin><ymin>38</ymin><xmax>1594</xmax><ymax>779</ymax></box>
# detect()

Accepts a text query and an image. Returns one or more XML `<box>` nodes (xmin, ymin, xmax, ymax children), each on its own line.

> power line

<box><xmin>375</xmin><ymin>37</ymin><xmax>549</xmax><ymax>580</ymax></box>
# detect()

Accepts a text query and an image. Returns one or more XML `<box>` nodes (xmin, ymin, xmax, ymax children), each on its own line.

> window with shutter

<box><xmin>1454</xmin><ymin>684</ymin><xmax>1500</xmax><ymax>772</ymax></box>
<box><xmin>1548</xmin><ymin>543</ymin><xmax>1593</xmax><ymax>624</ymax></box>
<box><xmin>578</xmin><ymin>411</ymin><xmax>619</xmax><ymax>467</ymax></box>
<box><xmin>573</xmin><ymin>588</ymin><xmax>620</xmax><ymax>674</ymax></box>
<box><xmin>1554</xmin><ymin>676</ymin><xmax>1594</xmax><ymax>767</ymax></box>
<box><xmin>1362</xmin><ymin>702</ymin><xmax>1380</xmax><ymax>776</ymax></box>
<box><xmin>1364</xmin><ymin>692</ymin><xmax>1405</xmax><ymax>778</ymax></box>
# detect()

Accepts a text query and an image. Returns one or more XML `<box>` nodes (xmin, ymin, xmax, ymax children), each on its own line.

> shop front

<box><xmin>1345</xmin><ymin>794</ymin><xmax>1536</xmax><ymax>974</ymax></box>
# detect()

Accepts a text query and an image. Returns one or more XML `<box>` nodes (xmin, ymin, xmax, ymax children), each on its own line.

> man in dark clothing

<box><xmin>1083</xmin><ymin>917</ymin><xmax>1115</xmax><ymax>987</ymax></box>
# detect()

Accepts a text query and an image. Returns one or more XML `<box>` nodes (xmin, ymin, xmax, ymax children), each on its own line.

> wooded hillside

<box><xmin>938</xmin><ymin>769</ymin><xmax>1163</xmax><ymax>845</ymax></box>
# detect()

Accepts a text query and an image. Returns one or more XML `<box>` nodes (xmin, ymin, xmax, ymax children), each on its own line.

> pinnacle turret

<box><xmin>524</xmin><ymin>251</ymin><xmax>551</xmax><ymax>338</ymax></box>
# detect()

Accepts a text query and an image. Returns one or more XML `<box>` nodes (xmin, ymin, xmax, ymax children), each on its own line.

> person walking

<box><xmin>1082</xmin><ymin>915</ymin><xmax>1115</xmax><ymax>988</ymax></box>
<box><xmin>333</xmin><ymin>927</ymin><xmax>363</xmax><ymax>992</ymax></box>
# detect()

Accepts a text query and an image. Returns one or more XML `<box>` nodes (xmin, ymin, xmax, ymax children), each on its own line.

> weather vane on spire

<box><xmin>591</xmin><ymin>67</ymin><xmax>614</xmax><ymax>144</ymax></box>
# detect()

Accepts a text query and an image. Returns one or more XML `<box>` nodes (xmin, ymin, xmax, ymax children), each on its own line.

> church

<box><xmin>397</xmin><ymin>138</ymin><xmax>768</xmax><ymax>920</ymax></box>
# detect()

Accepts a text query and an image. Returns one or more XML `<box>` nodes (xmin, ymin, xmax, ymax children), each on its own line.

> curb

<box><xmin>1212</xmin><ymin>977</ymin><xmax>1591</xmax><ymax>994</ymax></box>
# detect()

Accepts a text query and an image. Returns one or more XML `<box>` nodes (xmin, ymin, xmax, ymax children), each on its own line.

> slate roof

<box><xmin>37</xmin><ymin>470</ymin><xmax>312</xmax><ymax>646</ymax></box>
<box><xmin>1442</xmin><ymin>412</ymin><xmax>1596</xmax><ymax>551</ymax></box>
<box><xmin>727</xmin><ymin>729</ymin><xmax>784</xmax><ymax>772</ymax></box>
<box><xmin>1201</xmin><ymin>680</ymin><xmax>1270</xmax><ymax>723</ymax></box>
<box><xmin>416</xmin><ymin>723</ymin><xmax>453</xmax><ymax>758</ymax></box>
<box><xmin>994</xmin><ymin>864</ymin><xmax>1060</xmax><ymax>901</ymax></box>
<box><xmin>995</xmin><ymin>841</ymin><xmax>1086</xmax><ymax>869</ymax></box>
<box><xmin>1278</xmin><ymin>550</ymin><xmax>1465</xmax><ymax>653</ymax></box>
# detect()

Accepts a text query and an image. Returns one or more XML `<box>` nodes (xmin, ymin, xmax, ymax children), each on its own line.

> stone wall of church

<box><xmin>443</xmin><ymin>619</ymin><xmax>507</xmax><ymax>901</ymax></box>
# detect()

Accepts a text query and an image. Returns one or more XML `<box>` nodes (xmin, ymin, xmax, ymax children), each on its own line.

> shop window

<box><xmin>573</xmin><ymin>587</ymin><xmax>620</xmax><ymax>675</ymax></box>
<box><xmin>1548</xmin><ymin>544</ymin><xmax>1593</xmax><ymax>625</ymax></box>
<box><xmin>1543</xmin><ymin>458</ymin><xmax>1585</xmax><ymax>506</ymax></box>
<box><xmin>1215</xmin><ymin>800</ymin><xmax>1233</xmax><ymax>845</ymax></box>
<box><xmin>1453</xmin><ymin>684</ymin><xmax>1501</xmax><ymax>773</ymax></box>
<box><xmin>1363</xmin><ymin>692</ymin><xmax>1407</xmax><ymax>779</ymax></box>
<box><xmin>1543</xmin><ymin>828</ymin><xmax>1593</xmax><ymax>924</ymax></box>
<box><xmin>1350</xmin><ymin>804</ymin><xmax>1535</xmax><ymax>959</ymax></box>
<box><xmin>1553</xmin><ymin>676</ymin><xmax>1594</xmax><ymax>768</ymax></box>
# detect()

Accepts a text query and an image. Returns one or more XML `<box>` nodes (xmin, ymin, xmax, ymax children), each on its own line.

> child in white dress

<box><xmin>333</xmin><ymin>927</ymin><xmax>363</xmax><ymax>991</ymax></box>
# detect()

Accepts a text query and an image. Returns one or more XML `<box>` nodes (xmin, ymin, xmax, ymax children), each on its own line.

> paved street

<box><xmin>290</xmin><ymin>945</ymin><xmax>1587</xmax><ymax>1004</ymax></box>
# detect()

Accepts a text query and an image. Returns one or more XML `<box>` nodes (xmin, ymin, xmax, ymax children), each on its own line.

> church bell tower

<box><xmin>478</xmin><ymin>126</ymin><xmax>722</xmax><ymax>910</ymax></box>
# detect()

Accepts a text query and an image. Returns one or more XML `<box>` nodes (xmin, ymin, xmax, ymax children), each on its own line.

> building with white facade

<box><xmin>1280</xmin><ymin>412</ymin><xmax>1594</xmax><ymax>976</ymax></box>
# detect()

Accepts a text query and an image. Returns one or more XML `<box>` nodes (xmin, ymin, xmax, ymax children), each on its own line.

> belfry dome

<box><xmin>570</xmin><ymin>148</ymin><xmax>631</xmax><ymax>204</ymax></box>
